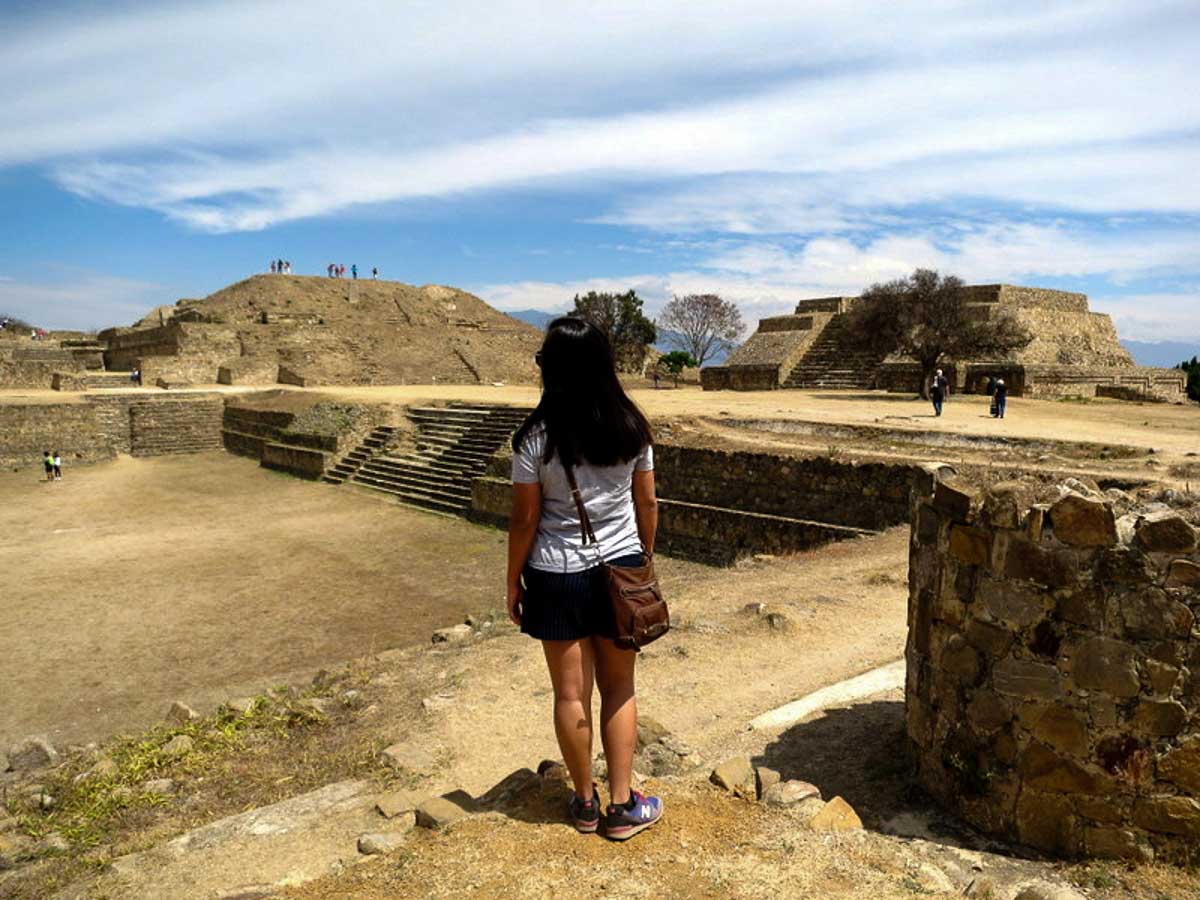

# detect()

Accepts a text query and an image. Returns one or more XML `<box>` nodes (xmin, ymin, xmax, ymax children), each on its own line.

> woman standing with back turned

<box><xmin>507</xmin><ymin>316</ymin><xmax>664</xmax><ymax>840</ymax></box>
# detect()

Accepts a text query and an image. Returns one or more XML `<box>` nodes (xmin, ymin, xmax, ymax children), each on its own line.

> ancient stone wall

<box><xmin>794</xmin><ymin>297</ymin><xmax>855</xmax><ymax>314</ymax></box>
<box><xmin>1021</xmin><ymin>366</ymin><xmax>1186</xmax><ymax>403</ymax></box>
<box><xmin>0</xmin><ymin>395</ymin><xmax>224</xmax><ymax>469</ymax></box>
<box><xmin>0</xmin><ymin>345</ymin><xmax>91</xmax><ymax>388</ymax></box>
<box><xmin>222</xmin><ymin>400</ymin><xmax>388</xmax><ymax>478</ymax></box>
<box><xmin>654</xmin><ymin>499</ymin><xmax>870</xmax><ymax>565</ymax></box>
<box><xmin>907</xmin><ymin>480</ymin><xmax>1200</xmax><ymax>862</ymax></box>
<box><xmin>700</xmin><ymin>363</ymin><xmax>780</xmax><ymax>391</ymax></box>
<box><xmin>102</xmin><ymin>323</ymin><xmax>240</xmax><ymax>384</ymax></box>
<box><xmin>654</xmin><ymin>444</ymin><xmax>931</xmax><ymax>531</ymax></box>
<box><xmin>0</xmin><ymin>401</ymin><xmax>122</xmax><ymax>469</ymax></box>
<box><xmin>471</xmin><ymin>443</ymin><xmax>938</xmax><ymax>563</ymax></box>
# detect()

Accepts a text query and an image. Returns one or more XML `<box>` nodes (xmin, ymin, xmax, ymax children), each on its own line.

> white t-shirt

<box><xmin>512</xmin><ymin>426</ymin><xmax>653</xmax><ymax>573</ymax></box>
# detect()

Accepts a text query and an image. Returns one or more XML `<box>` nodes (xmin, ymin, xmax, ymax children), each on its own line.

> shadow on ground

<box><xmin>754</xmin><ymin>698</ymin><xmax>1018</xmax><ymax>855</ymax></box>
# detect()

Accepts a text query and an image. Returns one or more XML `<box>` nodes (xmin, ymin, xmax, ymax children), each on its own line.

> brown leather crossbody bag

<box><xmin>563</xmin><ymin>461</ymin><xmax>669</xmax><ymax>652</ymax></box>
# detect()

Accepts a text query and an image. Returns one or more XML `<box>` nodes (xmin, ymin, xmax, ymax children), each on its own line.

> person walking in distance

<box><xmin>42</xmin><ymin>450</ymin><xmax>54</xmax><ymax>482</ymax></box>
<box><xmin>930</xmin><ymin>368</ymin><xmax>949</xmax><ymax>416</ymax></box>
<box><xmin>351</xmin><ymin>264</ymin><xmax>358</xmax><ymax>279</ymax></box>
<box><xmin>372</xmin><ymin>266</ymin><xmax>378</xmax><ymax>280</ymax></box>
<box><xmin>507</xmin><ymin>317</ymin><xmax>664</xmax><ymax>841</ymax></box>
<box><xmin>993</xmin><ymin>378</ymin><xmax>1008</xmax><ymax>419</ymax></box>
<box><xmin>270</xmin><ymin>260</ymin><xmax>277</xmax><ymax>274</ymax></box>
<box><xmin>52</xmin><ymin>450</ymin><xmax>63</xmax><ymax>481</ymax></box>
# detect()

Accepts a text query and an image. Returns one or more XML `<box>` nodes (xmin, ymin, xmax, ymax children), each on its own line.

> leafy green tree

<box><xmin>846</xmin><ymin>268</ymin><xmax>1033</xmax><ymax>399</ymax></box>
<box><xmin>571</xmin><ymin>290</ymin><xmax>657</xmax><ymax>371</ymax></box>
<box><xmin>659</xmin><ymin>350</ymin><xmax>697</xmax><ymax>386</ymax></box>
<box><xmin>1177</xmin><ymin>356</ymin><xmax>1200</xmax><ymax>402</ymax></box>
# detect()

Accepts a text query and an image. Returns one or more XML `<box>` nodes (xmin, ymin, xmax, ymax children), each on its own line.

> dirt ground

<box><xmin>304</xmin><ymin>384</ymin><xmax>1200</xmax><ymax>463</ymax></box>
<box><xmin>0</xmin><ymin>453</ymin><xmax>515</xmax><ymax>750</ymax></box>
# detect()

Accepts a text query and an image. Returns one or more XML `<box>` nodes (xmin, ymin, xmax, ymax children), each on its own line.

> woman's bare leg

<box><xmin>592</xmin><ymin>636</ymin><xmax>638</xmax><ymax>805</ymax></box>
<box><xmin>541</xmin><ymin>639</ymin><xmax>595</xmax><ymax>800</ymax></box>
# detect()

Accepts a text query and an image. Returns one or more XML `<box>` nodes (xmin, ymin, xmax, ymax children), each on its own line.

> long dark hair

<box><xmin>512</xmin><ymin>316</ymin><xmax>653</xmax><ymax>467</ymax></box>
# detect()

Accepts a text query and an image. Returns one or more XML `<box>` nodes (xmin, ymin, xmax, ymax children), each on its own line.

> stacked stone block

<box><xmin>129</xmin><ymin>399</ymin><xmax>224</xmax><ymax>456</ymax></box>
<box><xmin>907</xmin><ymin>479</ymin><xmax>1200</xmax><ymax>861</ymax></box>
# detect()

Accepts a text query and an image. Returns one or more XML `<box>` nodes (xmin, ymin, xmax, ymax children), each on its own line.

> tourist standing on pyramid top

<box><xmin>270</xmin><ymin>260</ymin><xmax>277</xmax><ymax>274</ymax></box>
<box><xmin>351</xmin><ymin>264</ymin><xmax>358</xmax><ymax>279</ymax></box>
<box><xmin>372</xmin><ymin>266</ymin><xmax>379</xmax><ymax>280</ymax></box>
<box><xmin>508</xmin><ymin>316</ymin><xmax>664</xmax><ymax>841</ymax></box>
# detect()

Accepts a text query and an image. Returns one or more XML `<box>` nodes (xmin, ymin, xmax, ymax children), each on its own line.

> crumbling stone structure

<box><xmin>907</xmin><ymin>479</ymin><xmax>1200</xmax><ymax>861</ymax></box>
<box><xmin>472</xmin><ymin>443</ymin><xmax>943</xmax><ymax>564</ymax></box>
<box><xmin>704</xmin><ymin>284</ymin><xmax>1187</xmax><ymax>402</ymax></box>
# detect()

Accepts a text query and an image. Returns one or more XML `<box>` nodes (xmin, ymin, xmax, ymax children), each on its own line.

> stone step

<box><xmin>351</xmin><ymin>476</ymin><xmax>470</xmax><ymax>513</ymax></box>
<box><xmin>357</xmin><ymin>469</ymin><xmax>472</xmax><ymax>498</ymax></box>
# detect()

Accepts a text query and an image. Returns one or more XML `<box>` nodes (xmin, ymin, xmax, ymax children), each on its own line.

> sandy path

<box><xmin>384</xmin><ymin>529</ymin><xmax>910</xmax><ymax>799</ymax></box>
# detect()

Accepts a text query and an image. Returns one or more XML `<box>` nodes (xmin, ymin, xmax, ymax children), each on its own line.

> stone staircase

<box><xmin>321</xmin><ymin>425</ymin><xmax>400</xmax><ymax>484</ymax></box>
<box><xmin>326</xmin><ymin>405</ymin><xmax>530</xmax><ymax>515</ymax></box>
<box><xmin>83</xmin><ymin>372</ymin><xmax>143</xmax><ymax>390</ymax></box>
<box><xmin>129</xmin><ymin>398</ymin><xmax>225</xmax><ymax>456</ymax></box>
<box><xmin>783</xmin><ymin>314</ymin><xmax>887</xmax><ymax>389</ymax></box>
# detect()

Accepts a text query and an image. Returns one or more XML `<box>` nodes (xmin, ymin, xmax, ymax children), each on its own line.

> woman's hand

<box><xmin>506</xmin><ymin>582</ymin><xmax>524</xmax><ymax>626</ymax></box>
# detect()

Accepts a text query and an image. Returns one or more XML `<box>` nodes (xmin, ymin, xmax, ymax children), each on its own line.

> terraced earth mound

<box><xmin>102</xmin><ymin>275</ymin><xmax>543</xmax><ymax>387</ymax></box>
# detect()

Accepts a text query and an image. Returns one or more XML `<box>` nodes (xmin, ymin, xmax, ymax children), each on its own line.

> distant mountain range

<box><xmin>504</xmin><ymin>309</ymin><xmax>729</xmax><ymax>365</ymax></box>
<box><xmin>1122</xmin><ymin>341</ymin><xmax>1199</xmax><ymax>368</ymax></box>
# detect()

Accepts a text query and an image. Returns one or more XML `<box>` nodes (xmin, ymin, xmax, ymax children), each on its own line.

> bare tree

<box><xmin>846</xmin><ymin>268</ymin><xmax>1033</xmax><ymax>399</ymax></box>
<box><xmin>657</xmin><ymin>294</ymin><xmax>745</xmax><ymax>367</ymax></box>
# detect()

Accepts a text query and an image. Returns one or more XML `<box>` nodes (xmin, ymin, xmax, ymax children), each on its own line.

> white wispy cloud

<box><xmin>1</xmin><ymin>1</ymin><xmax>1194</xmax><ymax>232</ymax></box>
<box><xmin>3</xmin><ymin>0</ymin><xmax>1199</xmax><ymax>343</ymax></box>
<box><xmin>477</xmin><ymin>220</ymin><xmax>1200</xmax><ymax>341</ymax></box>
<box><xmin>0</xmin><ymin>274</ymin><xmax>166</xmax><ymax>330</ymax></box>
<box><xmin>1091</xmin><ymin>293</ymin><xmax>1200</xmax><ymax>344</ymax></box>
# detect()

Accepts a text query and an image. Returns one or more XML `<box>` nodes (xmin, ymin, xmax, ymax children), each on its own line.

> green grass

<box><xmin>11</xmin><ymin>692</ymin><xmax>330</xmax><ymax>851</ymax></box>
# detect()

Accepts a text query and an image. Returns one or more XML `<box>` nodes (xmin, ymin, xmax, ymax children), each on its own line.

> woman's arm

<box><xmin>506</xmin><ymin>481</ymin><xmax>542</xmax><ymax>624</ymax></box>
<box><xmin>632</xmin><ymin>469</ymin><xmax>658</xmax><ymax>554</ymax></box>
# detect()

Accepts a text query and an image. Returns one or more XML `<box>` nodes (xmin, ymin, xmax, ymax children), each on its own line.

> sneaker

<box><xmin>603</xmin><ymin>790</ymin><xmax>663</xmax><ymax>841</ymax></box>
<box><xmin>568</xmin><ymin>786</ymin><xmax>601</xmax><ymax>834</ymax></box>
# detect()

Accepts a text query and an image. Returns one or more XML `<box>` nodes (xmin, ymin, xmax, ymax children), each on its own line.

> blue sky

<box><xmin>0</xmin><ymin>0</ymin><xmax>1197</xmax><ymax>345</ymax></box>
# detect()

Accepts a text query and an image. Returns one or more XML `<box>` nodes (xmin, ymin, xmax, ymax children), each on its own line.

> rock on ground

<box><xmin>376</xmin><ymin>789</ymin><xmax>426</xmax><ymax>819</ymax></box>
<box><xmin>165</xmin><ymin>701</ymin><xmax>199</xmax><ymax>726</ymax></box>
<box><xmin>358</xmin><ymin>830</ymin><xmax>409</xmax><ymax>855</ymax></box>
<box><xmin>86</xmin><ymin>780</ymin><xmax>384</xmax><ymax>900</ymax></box>
<box><xmin>6</xmin><ymin>737</ymin><xmax>59</xmax><ymax>773</ymax></box>
<box><xmin>763</xmin><ymin>780</ymin><xmax>821</xmax><ymax>807</ymax></box>
<box><xmin>709</xmin><ymin>757</ymin><xmax>756</xmax><ymax>798</ymax></box>
<box><xmin>379</xmin><ymin>743</ymin><xmax>437</xmax><ymax>776</ymax></box>
<box><xmin>416</xmin><ymin>791</ymin><xmax>479</xmax><ymax>829</ymax></box>
<box><xmin>431</xmin><ymin>624</ymin><xmax>473</xmax><ymax>644</ymax></box>
<box><xmin>808</xmin><ymin>796</ymin><xmax>862</xmax><ymax>832</ymax></box>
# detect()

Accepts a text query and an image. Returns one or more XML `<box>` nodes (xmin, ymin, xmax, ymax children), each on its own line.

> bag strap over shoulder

<box><xmin>562</xmin><ymin>460</ymin><xmax>599</xmax><ymax>547</ymax></box>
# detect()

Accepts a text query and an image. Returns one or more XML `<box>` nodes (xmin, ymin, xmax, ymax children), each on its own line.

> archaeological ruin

<box><xmin>702</xmin><ymin>284</ymin><xmax>1187</xmax><ymax>402</ymax></box>
<box><xmin>908</xmin><ymin>478</ymin><xmax>1199</xmax><ymax>861</ymax></box>
<box><xmin>0</xmin><ymin>275</ymin><xmax>542</xmax><ymax>391</ymax></box>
